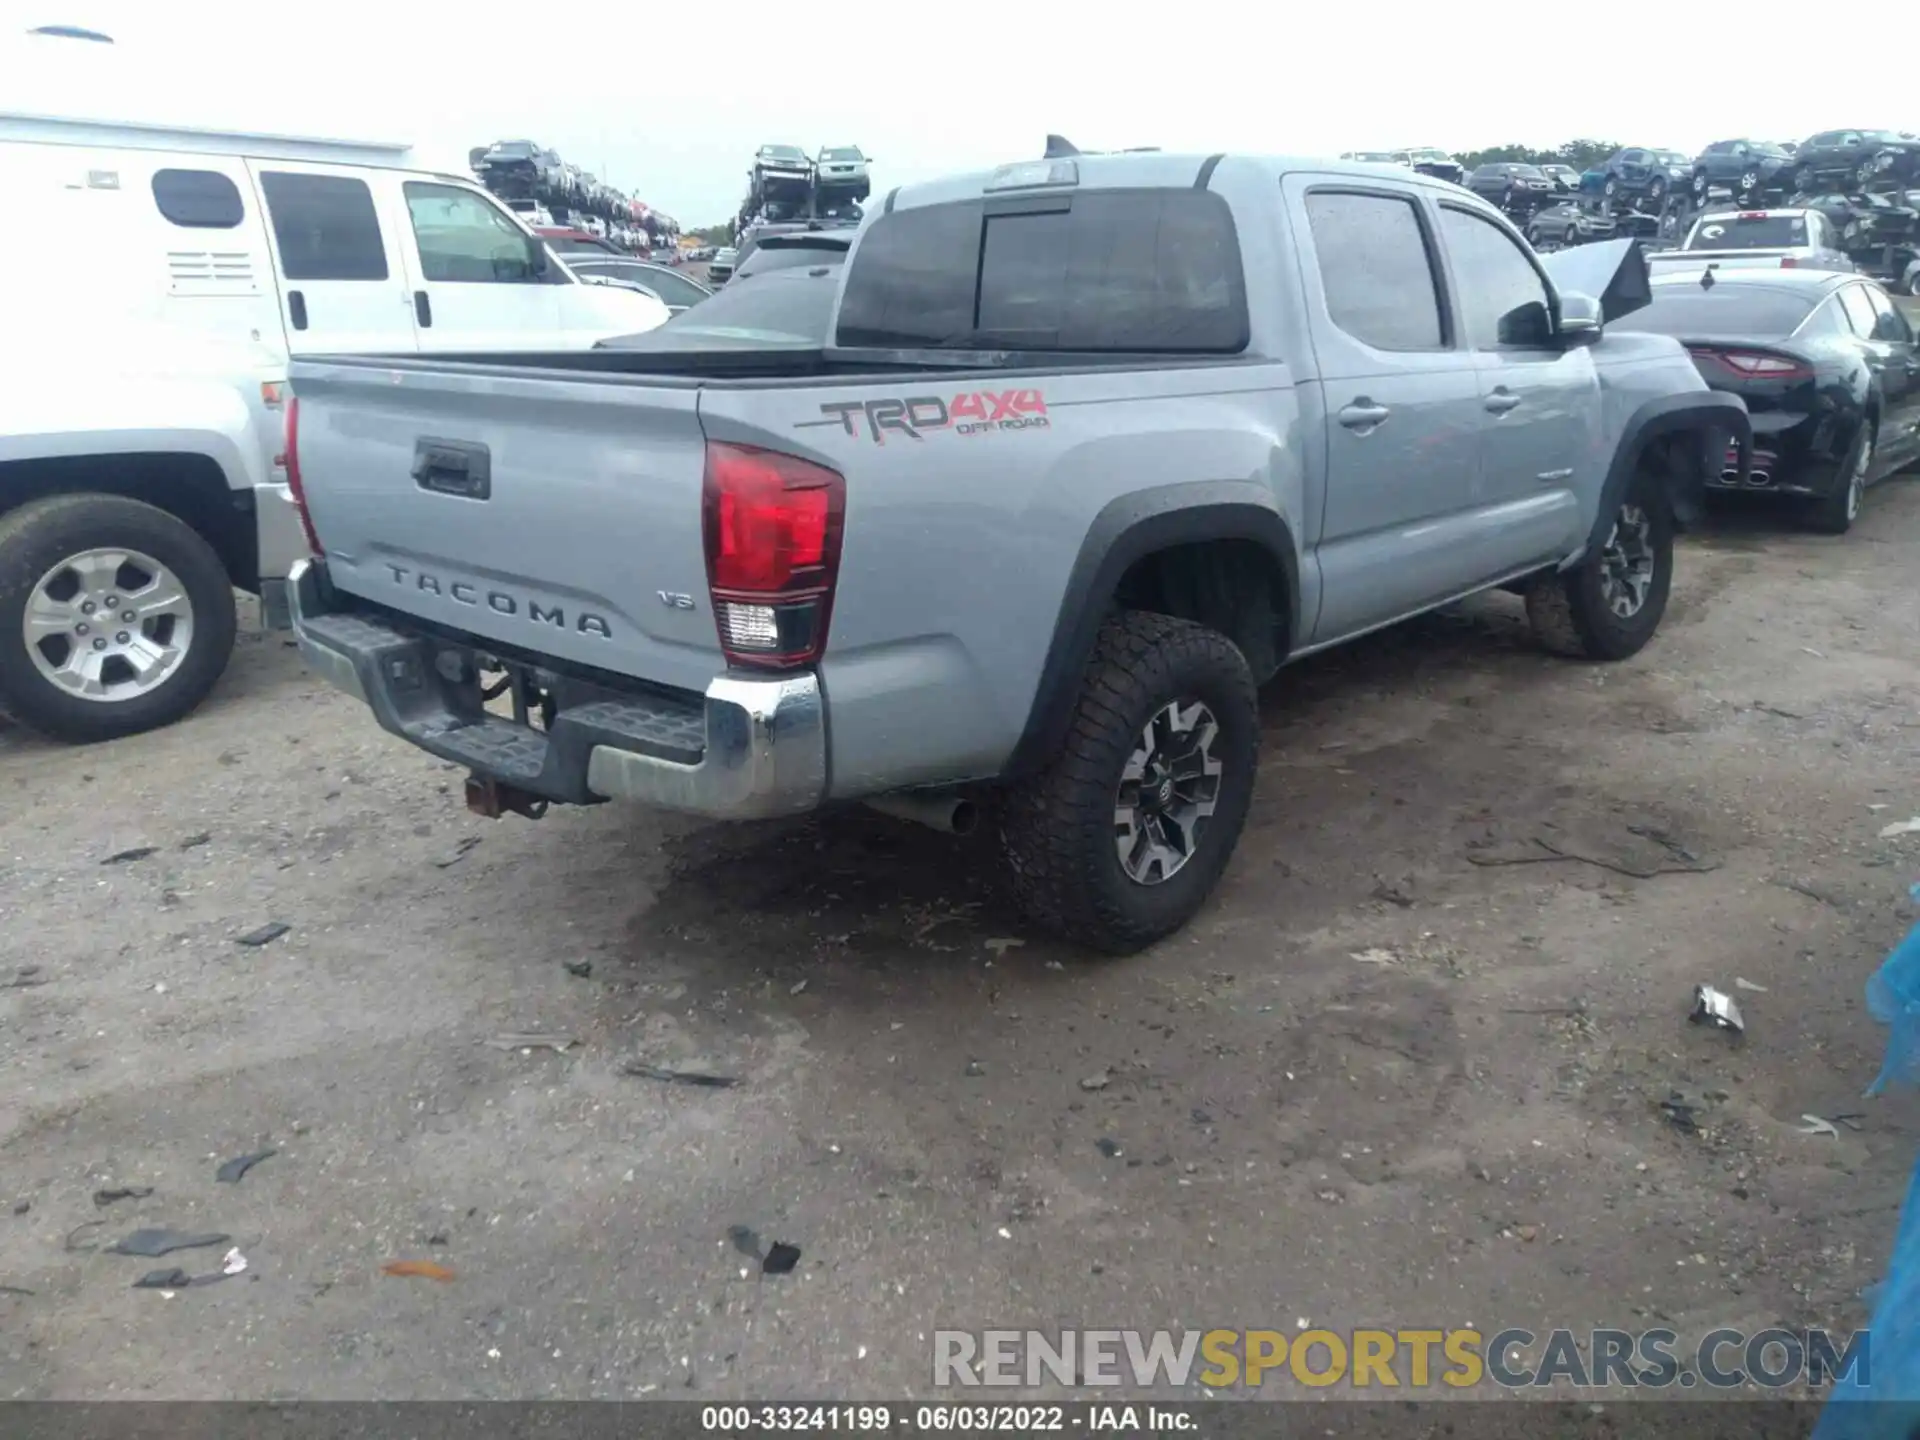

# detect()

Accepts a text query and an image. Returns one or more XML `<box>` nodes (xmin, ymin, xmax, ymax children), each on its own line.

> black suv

<box><xmin>1466</xmin><ymin>163</ymin><xmax>1554</xmax><ymax>214</ymax></box>
<box><xmin>1597</xmin><ymin>147</ymin><xmax>1691</xmax><ymax>206</ymax></box>
<box><xmin>1791</xmin><ymin>130</ymin><xmax>1920</xmax><ymax>194</ymax></box>
<box><xmin>1689</xmin><ymin>139</ymin><xmax>1794</xmax><ymax>202</ymax></box>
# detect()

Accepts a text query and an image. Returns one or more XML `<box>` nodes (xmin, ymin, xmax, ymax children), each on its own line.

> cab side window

<box><xmin>1302</xmin><ymin>190</ymin><xmax>1445</xmax><ymax>351</ymax></box>
<box><xmin>403</xmin><ymin>183</ymin><xmax>542</xmax><ymax>284</ymax></box>
<box><xmin>1438</xmin><ymin>207</ymin><xmax>1554</xmax><ymax>348</ymax></box>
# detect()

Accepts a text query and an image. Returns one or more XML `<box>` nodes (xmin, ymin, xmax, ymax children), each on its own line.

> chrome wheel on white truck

<box><xmin>0</xmin><ymin>495</ymin><xmax>237</xmax><ymax>742</ymax></box>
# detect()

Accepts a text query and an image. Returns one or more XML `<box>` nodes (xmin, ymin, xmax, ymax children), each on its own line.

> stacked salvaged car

<box><xmin>467</xmin><ymin>138</ymin><xmax>678</xmax><ymax>254</ymax></box>
<box><xmin>734</xmin><ymin>143</ymin><xmax>871</xmax><ymax>242</ymax></box>
<box><xmin>1468</xmin><ymin>130</ymin><xmax>1920</xmax><ymax>291</ymax></box>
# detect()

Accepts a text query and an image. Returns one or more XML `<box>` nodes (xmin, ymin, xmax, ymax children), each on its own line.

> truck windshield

<box><xmin>1612</xmin><ymin>286</ymin><xmax>1817</xmax><ymax>338</ymax></box>
<box><xmin>836</xmin><ymin>189</ymin><xmax>1247</xmax><ymax>353</ymax></box>
<box><xmin>1685</xmin><ymin>215</ymin><xmax>1808</xmax><ymax>250</ymax></box>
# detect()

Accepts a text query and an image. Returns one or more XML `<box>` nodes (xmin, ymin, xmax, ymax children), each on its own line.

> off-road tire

<box><xmin>1525</xmin><ymin>475</ymin><xmax>1674</xmax><ymax>662</ymax></box>
<box><xmin>0</xmin><ymin>493</ymin><xmax>237</xmax><ymax>743</ymax></box>
<box><xmin>1805</xmin><ymin>422</ymin><xmax>1874</xmax><ymax>536</ymax></box>
<box><xmin>999</xmin><ymin>611</ymin><xmax>1258</xmax><ymax>955</ymax></box>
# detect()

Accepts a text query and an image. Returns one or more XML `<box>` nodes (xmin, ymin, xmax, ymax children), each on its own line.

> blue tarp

<box><xmin>1814</xmin><ymin>886</ymin><xmax>1920</xmax><ymax>1438</ymax></box>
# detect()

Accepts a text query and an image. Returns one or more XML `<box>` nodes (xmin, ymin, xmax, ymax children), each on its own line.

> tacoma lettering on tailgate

<box><xmin>384</xmin><ymin>564</ymin><xmax>613</xmax><ymax>638</ymax></box>
<box><xmin>803</xmin><ymin>389</ymin><xmax>1048</xmax><ymax>444</ymax></box>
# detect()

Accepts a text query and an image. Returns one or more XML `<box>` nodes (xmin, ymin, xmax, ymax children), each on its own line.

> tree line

<box><xmin>1453</xmin><ymin>140</ymin><xmax>1624</xmax><ymax>172</ymax></box>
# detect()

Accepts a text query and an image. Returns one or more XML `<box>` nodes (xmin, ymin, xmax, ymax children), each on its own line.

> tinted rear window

<box><xmin>1613</xmin><ymin>287</ymin><xmax>1818</xmax><ymax>338</ymax></box>
<box><xmin>736</xmin><ymin>242</ymin><xmax>849</xmax><ymax>280</ymax></box>
<box><xmin>835</xmin><ymin>188</ymin><xmax>1247</xmax><ymax>353</ymax></box>
<box><xmin>1686</xmin><ymin>215</ymin><xmax>1809</xmax><ymax>250</ymax></box>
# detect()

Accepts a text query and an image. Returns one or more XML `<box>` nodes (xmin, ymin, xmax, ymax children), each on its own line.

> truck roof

<box><xmin>883</xmin><ymin>151</ymin><xmax>1471</xmax><ymax>212</ymax></box>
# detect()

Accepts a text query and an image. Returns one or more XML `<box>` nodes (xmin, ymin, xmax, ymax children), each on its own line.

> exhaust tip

<box><xmin>950</xmin><ymin>800</ymin><xmax>980</xmax><ymax>837</ymax></box>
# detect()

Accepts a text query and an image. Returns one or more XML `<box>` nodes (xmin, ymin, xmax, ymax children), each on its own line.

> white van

<box><xmin>0</xmin><ymin>116</ymin><xmax>667</xmax><ymax>357</ymax></box>
<box><xmin>0</xmin><ymin>38</ymin><xmax>669</xmax><ymax>744</ymax></box>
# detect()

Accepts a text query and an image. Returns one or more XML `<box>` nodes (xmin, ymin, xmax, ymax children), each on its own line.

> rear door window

<box><xmin>835</xmin><ymin>188</ymin><xmax>1247</xmax><ymax>352</ymax></box>
<box><xmin>1302</xmin><ymin>190</ymin><xmax>1445</xmax><ymax>351</ymax></box>
<box><xmin>258</xmin><ymin>172</ymin><xmax>389</xmax><ymax>280</ymax></box>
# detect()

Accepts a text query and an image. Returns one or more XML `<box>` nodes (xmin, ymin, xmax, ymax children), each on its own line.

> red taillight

<box><xmin>284</xmin><ymin>395</ymin><xmax>323</xmax><ymax>556</ymax></box>
<box><xmin>1693</xmin><ymin>348</ymin><xmax>1813</xmax><ymax>381</ymax></box>
<box><xmin>1778</xmin><ymin>256</ymin><xmax>1799</xmax><ymax>268</ymax></box>
<box><xmin>701</xmin><ymin>440</ymin><xmax>844</xmax><ymax>669</ymax></box>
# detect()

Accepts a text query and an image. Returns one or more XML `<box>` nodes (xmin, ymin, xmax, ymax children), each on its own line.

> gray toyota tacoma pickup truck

<box><xmin>282</xmin><ymin>150</ymin><xmax>1750</xmax><ymax>953</ymax></box>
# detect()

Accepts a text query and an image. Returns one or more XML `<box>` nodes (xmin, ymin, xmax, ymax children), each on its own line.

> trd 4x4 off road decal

<box><xmin>800</xmin><ymin>389</ymin><xmax>1049</xmax><ymax>444</ymax></box>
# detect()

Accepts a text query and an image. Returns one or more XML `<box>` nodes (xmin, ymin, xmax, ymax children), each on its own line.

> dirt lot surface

<box><xmin>4</xmin><ymin>481</ymin><xmax>1920</xmax><ymax>1403</ymax></box>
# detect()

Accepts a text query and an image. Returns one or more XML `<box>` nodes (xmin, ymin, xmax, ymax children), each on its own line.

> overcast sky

<box><xmin>9</xmin><ymin>4</ymin><xmax>1898</xmax><ymax>225</ymax></box>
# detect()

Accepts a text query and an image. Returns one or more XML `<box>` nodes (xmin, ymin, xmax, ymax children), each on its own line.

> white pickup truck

<box><xmin>1646</xmin><ymin>208</ymin><xmax>1855</xmax><ymax>279</ymax></box>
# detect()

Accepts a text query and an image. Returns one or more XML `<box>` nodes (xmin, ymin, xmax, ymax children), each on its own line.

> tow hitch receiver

<box><xmin>464</xmin><ymin>774</ymin><xmax>550</xmax><ymax>821</ymax></box>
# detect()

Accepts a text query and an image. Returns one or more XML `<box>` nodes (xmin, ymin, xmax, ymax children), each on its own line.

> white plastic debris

<box><xmin>221</xmin><ymin>1247</ymin><xmax>247</xmax><ymax>1276</ymax></box>
<box><xmin>983</xmin><ymin>937</ymin><xmax>1025</xmax><ymax>957</ymax></box>
<box><xmin>1689</xmin><ymin>985</ymin><xmax>1745</xmax><ymax>1035</ymax></box>
<box><xmin>1879</xmin><ymin>818</ymin><xmax>1920</xmax><ymax>839</ymax></box>
<box><xmin>1734</xmin><ymin>978</ymin><xmax>1768</xmax><ymax>993</ymax></box>
<box><xmin>1798</xmin><ymin>1115</ymin><xmax>1840</xmax><ymax>1139</ymax></box>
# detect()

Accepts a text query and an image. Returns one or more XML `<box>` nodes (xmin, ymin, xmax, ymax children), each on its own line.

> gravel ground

<box><xmin>3</xmin><ymin>477</ymin><xmax>1920</xmax><ymax>1402</ymax></box>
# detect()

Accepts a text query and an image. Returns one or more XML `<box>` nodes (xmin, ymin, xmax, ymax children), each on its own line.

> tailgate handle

<box><xmin>411</xmin><ymin>438</ymin><xmax>492</xmax><ymax>501</ymax></box>
<box><xmin>288</xmin><ymin>290</ymin><xmax>308</xmax><ymax>331</ymax></box>
<box><xmin>414</xmin><ymin>290</ymin><xmax>432</xmax><ymax>327</ymax></box>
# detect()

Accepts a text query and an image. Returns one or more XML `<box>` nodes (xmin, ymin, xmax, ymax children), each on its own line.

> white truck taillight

<box><xmin>701</xmin><ymin>440</ymin><xmax>845</xmax><ymax>669</ymax></box>
<box><xmin>284</xmin><ymin>395</ymin><xmax>323</xmax><ymax>556</ymax></box>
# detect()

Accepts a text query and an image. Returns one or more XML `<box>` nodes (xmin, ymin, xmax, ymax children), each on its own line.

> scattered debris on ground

<box><xmin>486</xmin><ymin>1033</ymin><xmax>577</xmax><ymax>1053</ymax></box>
<box><xmin>107</xmin><ymin>1229</ymin><xmax>231</xmax><ymax>1258</ymax></box>
<box><xmin>622</xmin><ymin>1062</ymin><xmax>738</xmax><ymax>1088</ymax></box>
<box><xmin>762</xmin><ymin>1242</ymin><xmax>801</xmax><ymax>1275</ymax></box>
<box><xmin>101</xmin><ymin>846</ymin><xmax>158</xmax><ymax>865</ymax></box>
<box><xmin>433</xmin><ymin>837</ymin><xmax>482</xmax><ymax>869</ymax></box>
<box><xmin>1689</xmin><ymin>985</ymin><xmax>1745</xmax><ymax>1036</ymax></box>
<box><xmin>1468</xmin><ymin>823</ymin><xmax>1719</xmax><ymax>878</ymax></box>
<box><xmin>563</xmin><ymin>960</ymin><xmax>592</xmax><ymax>978</ymax></box>
<box><xmin>1080</xmin><ymin>1072</ymin><xmax>1110</xmax><ymax>1092</ymax></box>
<box><xmin>382</xmin><ymin>1260</ymin><xmax>456</xmax><ymax>1282</ymax></box>
<box><xmin>92</xmin><ymin>1187</ymin><xmax>154</xmax><ymax>1208</ymax></box>
<box><xmin>234</xmin><ymin>922</ymin><xmax>290</xmax><ymax>948</ymax></box>
<box><xmin>215</xmin><ymin>1149</ymin><xmax>277</xmax><ymax>1184</ymax></box>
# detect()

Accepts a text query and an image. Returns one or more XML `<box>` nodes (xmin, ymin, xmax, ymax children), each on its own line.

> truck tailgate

<box><xmin>290</xmin><ymin>360</ymin><xmax>721</xmax><ymax>694</ymax></box>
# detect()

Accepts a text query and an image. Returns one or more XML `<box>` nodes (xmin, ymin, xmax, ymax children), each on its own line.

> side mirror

<box><xmin>1557</xmin><ymin>291</ymin><xmax>1604</xmax><ymax>345</ymax></box>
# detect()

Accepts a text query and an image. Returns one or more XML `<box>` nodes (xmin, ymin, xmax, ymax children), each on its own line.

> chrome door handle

<box><xmin>1338</xmin><ymin>400</ymin><xmax>1390</xmax><ymax>430</ymax></box>
<box><xmin>1485</xmin><ymin>389</ymin><xmax>1522</xmax><ymax>414</ymax></box>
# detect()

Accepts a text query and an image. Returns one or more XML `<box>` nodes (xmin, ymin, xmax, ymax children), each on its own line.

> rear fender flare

<box><xmin>1003</xmin><ymin>483</ymin><xmax>1300</xmax><ymax>778</ymax></box>
<box><xmin>1583</xmin><ymin>392</ymin><xmax>1751</xmax><ymax>556</ymax></box>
